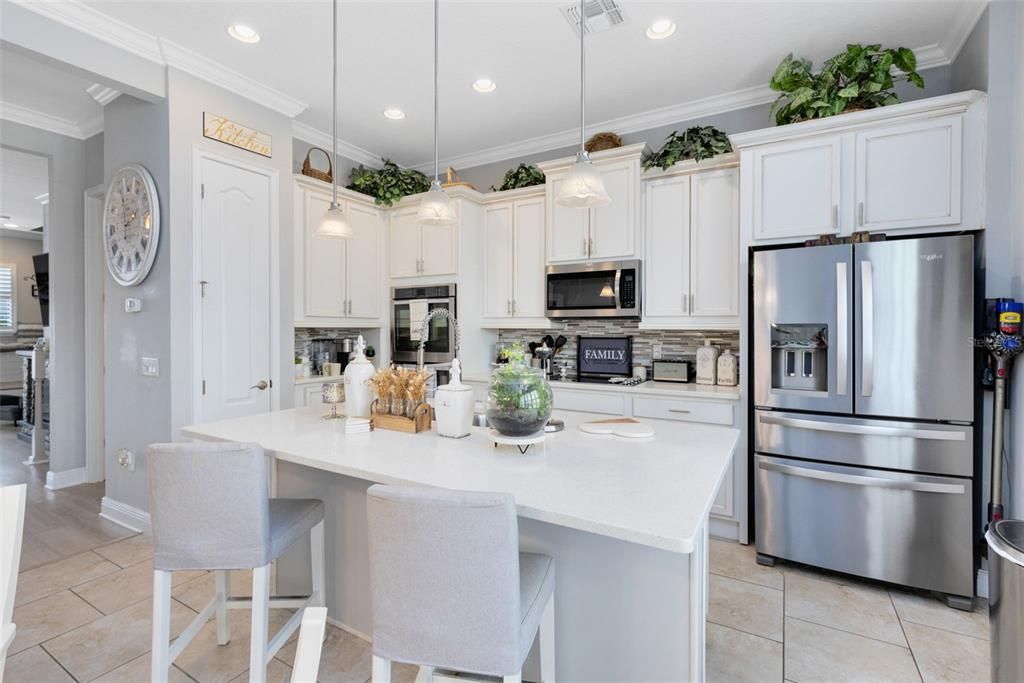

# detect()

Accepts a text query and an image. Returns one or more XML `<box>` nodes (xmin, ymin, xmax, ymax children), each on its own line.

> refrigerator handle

<box><xmin>861</xmin><ymin>260</ymin><xmax>874</xmax><ymax>397</ymax></box>
<box><xmin>758</xmin><ymin>459</ymin><xmax>965</xmax><ymax>495</ymax></box>
<box><xmin>835</xmin><ymin>261</ymin><xmax>848</xmax><ymax>396</ymax></box>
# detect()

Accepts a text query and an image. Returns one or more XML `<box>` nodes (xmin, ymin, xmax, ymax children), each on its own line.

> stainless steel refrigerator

<box><xmin>753</xmin><ymin>234</ymin><xmax>978</xmax><ymax>608</ymax></box>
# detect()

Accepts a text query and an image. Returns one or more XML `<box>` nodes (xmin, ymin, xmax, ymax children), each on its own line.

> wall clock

<box><xmin>103</xmin><ymin>164</ymin><xmax>160</xmax><ymax>287</ymax></box>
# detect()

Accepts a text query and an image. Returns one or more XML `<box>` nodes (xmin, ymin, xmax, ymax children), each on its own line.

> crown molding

<box><xmin>913</xmin><ymin>43</ymin><xmax>951</xmax><ymax>70</ymax></box>
<box><xmin>86</xmin><ymin>83</ymin><xmax>122</xmax><ymax>106</ymax></box>
<box><xmin>291</xmin><ymin>120</ymin><xmax>382</xmax><ymax>168</ymax></box>
<box><xmin>159</xmin><ymin>38</ymin><xmax>307</xmax><ymax>118</ymax></box>
<box><xmin>943</xmin><ymin>0</ymin><xmax>989</xmax><ymax>64</ymax></box>
<box><xmin>0</xmin><ymin>100</ymin><xmax>99</xmax><ymax>140</ymax></box>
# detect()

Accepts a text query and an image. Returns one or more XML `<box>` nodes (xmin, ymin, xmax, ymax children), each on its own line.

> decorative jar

<box><xmin>486</xmin><ymin>363</ymin><xmax>553</xmax><ymax>437</ymax></box>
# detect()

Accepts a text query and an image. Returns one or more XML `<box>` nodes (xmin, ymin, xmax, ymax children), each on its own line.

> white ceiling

<box><xmin>3</xmin><ymin>1</ymin><xmax>986</xmax><ymax>168</ymax></box>
<box><xmin>0</xmin><ymin>146</ymin><xmax>48</xmax><ymax>234</ymax></box>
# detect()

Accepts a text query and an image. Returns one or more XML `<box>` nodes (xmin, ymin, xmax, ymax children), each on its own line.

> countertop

<box><xmin>463</xmin><ymin>374</ymin><xmax>741</xmax><ymax>401</ymax></box>
<box><xmin>294</xmin><ymin>375</ymin><xmax>344</xmax><ymax>385</ymax></box>
<box><xmin>183</xmin><ymin>407</ymin><xmax>738</xmax><ymax>554</ymax></box>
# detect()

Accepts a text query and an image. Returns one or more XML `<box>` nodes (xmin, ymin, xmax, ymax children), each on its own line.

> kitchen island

<box><xmin>183</xmin><ymin>407</ymin><xmax>738</xmax><ymax>681</ymax></box>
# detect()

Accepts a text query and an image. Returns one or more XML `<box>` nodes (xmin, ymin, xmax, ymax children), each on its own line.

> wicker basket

<box><xmin>585</xmin><ymin>132</ymin><xmax>623</xmax><ymax>153</ymax></box>
<box><xmin>301</xmin><ymin>147</ymin><xmax>333</xmax><ymax>184</ymax></box>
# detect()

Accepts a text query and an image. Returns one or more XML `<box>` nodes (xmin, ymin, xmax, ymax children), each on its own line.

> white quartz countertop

<box><xmin>183</xmin><ymin>407</ymin><xmax>738</xmax><ymax>554</ymax></box>
<box><xmin>463</xmin><ymin>375</ymin><xmax>741</xmax><ymax>401</ymax></box>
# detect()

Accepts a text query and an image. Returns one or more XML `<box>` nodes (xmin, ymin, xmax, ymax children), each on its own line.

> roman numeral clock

<box><xmin>103</xmin><ymin>164</ymin><xmax>161</xmax><ymax>287</ymax></box>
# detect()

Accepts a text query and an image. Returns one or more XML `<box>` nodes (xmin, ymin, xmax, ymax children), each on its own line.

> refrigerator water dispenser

<box><xmin>770</xmin><ymin>324</ymin><xmax>828</xmax><ymax>392</ymax></box>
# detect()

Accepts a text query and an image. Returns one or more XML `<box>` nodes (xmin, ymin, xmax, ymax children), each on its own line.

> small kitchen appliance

<box><xmin>652</xmin><ymin>360</ymin><xmax>691</xmax><ymax>383</ymax></box>
<box><xmin>545</xmin><ymin>260</ymin><xmax>641</xmax><ymax>318</ymax></box>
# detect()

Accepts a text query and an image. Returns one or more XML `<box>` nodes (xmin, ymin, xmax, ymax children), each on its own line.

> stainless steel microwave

<box><xmin>545</xmin><ymin>260</ymin><xmax>641</xmax><ymax>318</ymax></box>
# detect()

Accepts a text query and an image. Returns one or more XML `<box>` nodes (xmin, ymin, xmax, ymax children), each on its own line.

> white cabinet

<box><xmin>543</xmin><ymin>150</ymin><xmax>643</xmax><ymax>264</ymax></box>
<box><xmin>643</xmin><ymin>165</ymin><xmax>739</xmax><ymax>329</ymax></box>
<box><xmin>294</xmin><ymin>179</ymin><xmax>384</xmax><ymax>326</ymax></box>
<box><xmin>389</xmin><ymin>205</ymin><xmax>458</xmax><ymax>279</ymax></box>
<box><xmin>751</xmin><ymin>136</ymin><xmax>841</xmax><ymax>241</ymax></box>
<box><xmin>482</xmin><ymin>195</ymin><xmax>548</xmax><ymax>326</ymax></box>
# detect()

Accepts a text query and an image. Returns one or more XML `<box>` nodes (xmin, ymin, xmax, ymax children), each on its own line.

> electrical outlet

<box><xmin>141</xmin><ymin>356</ymin><xmax>159</xmax><ymax>377</ymax></box>
<box><xmin>652</xmin><ymin>343</ymin><xmax>663</xmax><ymax>360</ymax></box>
<box><xmin>117</xmin><ymin>449</ymin><xmax>135</xmax><ymax>472</ymax></box>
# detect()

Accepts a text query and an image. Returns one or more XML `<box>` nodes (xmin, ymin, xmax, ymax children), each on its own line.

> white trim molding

<box><xmin>100</xmin><ymin>496</ymin><xmax>151</xmax><ymax>533</ymax></box>
<box><xmin>0</xmin><ymin>100</ymin><xmax>101</xmax><ymax>140</ymax></box>
<box><xmin>291</xmin><ymin>121</ymin><xmax>382</xmax><ymax>168</ymax></box>
<box><xmin>86</xmin><ymin>83</ymin><xmax>122</xmax><ymax>106</ymax></box>
<box><xmin>45</xmin><ymin>467</ymin><xmax>87</xmax><ymax>491</ymax></box>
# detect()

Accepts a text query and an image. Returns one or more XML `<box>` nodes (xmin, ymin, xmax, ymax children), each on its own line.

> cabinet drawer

<box><xmin>633</xmin><ymin>397</ymin><xmax>733</xmax><ymax>425</ymax></box>
<box><xmin>553</xmin><ymin>389</ymin><xmax>626</xmax><ymax>416</ymax></box>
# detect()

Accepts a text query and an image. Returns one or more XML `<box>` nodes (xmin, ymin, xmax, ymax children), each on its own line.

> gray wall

<box><xmin>0</xmin><ymin>122</ymin><xmax>103</xmax><ymax>475</ymax></box>
<box><xmin>291</xmin><ymin>138</ymin><xmax>374</xmax><ymax>192</ymax></box>
<box><xmin>0</xmin><ymin>235</ymin><xmax>44</xmax><ymax>325</ymax></box>
<box><xmin>103</xmin><ymin>95</ymin><xmax>171</xmax><ymax>511</ymax></box>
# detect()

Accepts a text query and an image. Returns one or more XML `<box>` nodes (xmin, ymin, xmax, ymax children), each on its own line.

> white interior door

<box><xmin>512</xmin><ymin>197</ymin><xmax>546</xmax><ymax>317</ymax></box>
<box><xmin>199</xmin><ymin>156</ymin><xmax>272</xmax><ymax>422</ymax></box>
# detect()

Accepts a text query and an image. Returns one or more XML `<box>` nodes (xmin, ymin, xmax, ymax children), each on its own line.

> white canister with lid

<box><xmin>717</xmin><ymin>348</ymin><xmax>738</xmax><ymax>387</ymax></box>
<box><xmin>343</xmin><ymin>335</ymin><xmax>375</xmax><ymax>418</ymax></box>
<box><xmin>434</xmin><ymin>358</ymin><xmax>475</xmax><ymax>438</ymax></box>
<box><xmin>696</xmin><ymin>340</ymin><xmax>719</xmax><ymax>385</ymax></box>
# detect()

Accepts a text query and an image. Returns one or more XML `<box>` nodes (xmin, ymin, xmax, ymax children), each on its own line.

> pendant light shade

<box><xmin>418</xmin><ymin>0</ymin><xmax>457</xmax><ymax>226</ymax></box>
<box><xmin>316</xmin><ymin>0</ymin><xmax>353</xmax><ymax>239</ymax></box>
<box><xmin>555</xmin><ymin>0</ymin><xmax>611</xmax><ymax>209</ymax></box>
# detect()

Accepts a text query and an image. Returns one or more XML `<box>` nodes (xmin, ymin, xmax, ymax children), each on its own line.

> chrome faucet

<box><xmin>416</xmin><ymin>307</ymin><xmax>460</xmax><ymax>369</ymax></box>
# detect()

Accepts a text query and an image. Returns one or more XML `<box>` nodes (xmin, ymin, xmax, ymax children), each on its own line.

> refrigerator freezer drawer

<box><xmin>755</xmin><ymin>455</ymin><xmax>974</xmax><ymax>597</ymax></box>
<box><xmin>754</xmin><ymin>410</ymin><xmax>973</xmax><ymax>477</ymax></box>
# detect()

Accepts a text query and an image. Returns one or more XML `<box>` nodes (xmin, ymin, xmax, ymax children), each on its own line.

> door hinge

<box><xmin>199</xmin><ymin>280</ymin><xmax>209</xmax><ymax>297</ymax></box>
<box><xmin>269</xmin><ymin>379</ymin><xmax>274</xmax><ymax>389</ymax></box>
<box><xmin>201</xmin><ymin>183</ymin><xmax>205</xmax><ymax>199</ymax></box>
<box><xmin>202</xmin><ymin>379</ymin><xmax>206</xmax><ymax>395</ymax></box>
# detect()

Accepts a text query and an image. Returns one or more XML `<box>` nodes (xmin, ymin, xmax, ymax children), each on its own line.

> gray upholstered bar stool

<box><xmin>147</xmin><ymin>442</ymin><xmax>326</xmax><ymax>683</ymax></box>
<box><xmin>366</xmin><ymin>485</ymin><xmax>555</xmax><ymax>683</ymax></box>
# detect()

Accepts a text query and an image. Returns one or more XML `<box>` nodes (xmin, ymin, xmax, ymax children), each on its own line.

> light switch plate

<box><xmin>117</xmin><ymin>449</ymin><xmax>135</xmax><ymax>472</ymax></box>
<box><xmin>124</xmin><ymin>297</ymin><xmax>142</xmax><ymax>313</ymax></box>
<box><xmin>141</xmin><ymin>356</ymin><xmax>160</xmax><ymax>377</ymax></box>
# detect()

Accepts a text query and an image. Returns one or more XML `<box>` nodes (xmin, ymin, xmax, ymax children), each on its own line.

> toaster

<box><xmin>652</xmin><ymin>359</ymin><xmax>692</xmax><ymax>383</ymax></box>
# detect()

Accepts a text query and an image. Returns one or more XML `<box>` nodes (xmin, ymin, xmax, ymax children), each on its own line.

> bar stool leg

<box><xmin>151</xmin><ymin>570</ymin><xmax>172</xmax><ymax>683</ymax></box>
<box><xmin>503</xmin><ymin>673</ymin><xmax>522</xmax><ymax>683</ymax></box>
<box><xmin>215</xmin><ymin>571</ymin><xmax>231</xmax><ymax>645</ymax></box>
<box><xmin>539</xmin><ymin>593</ymin><xmax>555</xmax><ymax>682</ymax></box>
<box><xmin>310</xmin><ymin>520</ymin><xmax>326</xmax><ymax>608</ymax></box>
<box><xmin>413</xmin><ymin>665</ymin><xmax>434</xmax><ymax>683</ymax></box>
<box><xmin>371</xmin><ymin>655</ymin><xmax>391</xmax><ymax>683</ymax></box>
<box><xmin>249</xmin><ymin>564</ymin><xmax>271</xmax><ymax>683</ymax></box>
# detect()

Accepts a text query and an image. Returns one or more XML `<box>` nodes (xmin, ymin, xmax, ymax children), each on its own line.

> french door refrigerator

<box><xmin>753</xmin><ymin>234</ymin><xmax>978</xmax><ymax>607</ymax></box>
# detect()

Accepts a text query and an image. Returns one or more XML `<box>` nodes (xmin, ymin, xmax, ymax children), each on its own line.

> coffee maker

<box><xmin>309</xmin><ymin>338</ymin><xmax>337</xmax><ymax>376</ymax></box>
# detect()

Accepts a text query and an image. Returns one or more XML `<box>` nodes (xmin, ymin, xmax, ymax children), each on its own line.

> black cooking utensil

<box><xmin>543</xmin><ymin>335</ymin><xmax>555</xmax><ymax>349</ymax></box>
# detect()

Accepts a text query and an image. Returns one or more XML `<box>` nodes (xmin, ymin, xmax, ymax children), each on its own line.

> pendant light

<box><xmin>555</xmin><ymin>0</ymin><xmax>610</xmax><ymax>208</ymax></box>
<box><xmin>417</xmin><ymin>0</ymin><xmax>457</xmax><ymax>226</ymax></box>
<box><xmin>315</xmin><ymin>0</ymin><xmax>353</xmax><ymax>239</ymax></box>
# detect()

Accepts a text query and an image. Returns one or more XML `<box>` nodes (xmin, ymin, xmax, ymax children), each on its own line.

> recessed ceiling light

<box><xmin>3</xmin><ymin>223</ymin><xmax>18</xmax><ymax>229</ymax></box>
<box><xmin>383</xmin><ymin>108</ymin><xmax>406</xmax><ymax>120</ymax></box>
<box><xmin>472</xmin><ymin>78</ymin><xmax>496</xmax><ymax>93</ymax></box>
<box><xmin>645</xmin><ymin>19</ymin><xmax>676</xmax><ymax>40</ymax></box>
<box><xmin>227</xmin><ymin>24</ymin><xmax>260</xmax><ymax>44</ymax></box>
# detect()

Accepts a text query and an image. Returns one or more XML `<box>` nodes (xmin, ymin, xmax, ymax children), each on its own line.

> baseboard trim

<box><xmin>45</xmin><ymin>467</ymin><xmax>87</xmax><ymax>490</ymax></box>
<box><xmin>326</xmin><ymin>616</ymin><xmax>370</xmax><ymax>643</ymax></box>
<box><xmin>100</xmin><ymin>496</ymin><xmax>151</xmax><ymax>533</ymax></box>
<box><xmin>709</xmin><ymin>516</ymin><xmax>739</xmax><ymax>542</ymax></box>
<box><xmin>977</xmin><ymin>568</ymin><xmax>989</xmax><ymax>600</ymax></box>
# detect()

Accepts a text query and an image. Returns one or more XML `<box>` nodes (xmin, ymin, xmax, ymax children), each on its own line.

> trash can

<box><xmin>987</xmin><ymin>519</ymin><xmax>1024</xmax><ymax>682</ymax></box>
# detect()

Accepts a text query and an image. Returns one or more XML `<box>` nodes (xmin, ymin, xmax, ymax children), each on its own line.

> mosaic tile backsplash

<box><xmin>496</xmin><ymin>321</ymin><xmax>740</xmax><ymax>377</ymax></box>
<box><xmin>294</xmin><ymin>328</ymin><xmax>365</xmax><ymax>360</ymax></box>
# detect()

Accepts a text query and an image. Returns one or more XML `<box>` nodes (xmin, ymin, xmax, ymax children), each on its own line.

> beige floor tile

<box><xmin>392</xmin><ymin>662</ymin><xmax>423</xmax><ymax>683</ymax></box>
<box><xmin>9</xmin><ymin>590</ymin><xmax>103</xmax><ymax>654</ymax></box>
<box><xmin>228</xmin><ymin>658</ymin><xmax>293</xmax><ymax>683</ymax></box>
<box><xmin>903</xmin><ymin>622</ymin><xmax>990</xmax><ymax>683</ymax></box>
<box><xmin>91</xmin><ymin>652</ymin><xmax>194</xmax><ymax>683</ymax></box>
<box><xmin>15</xmin><ymin>551</ymin><xmax>120</xmax><ymax>607</ymax></box>
<box><xmin>18</xmin><ymin>532</ymin><xmax>63</xmax><ymax>572</ymax></box>
<box><xmin>276</xmin><ymin>623</ymin><xmax>372</xmax><ymax>682</ymax></box>
<box><xmin>710</xmin><ymin>539</ymin><xmax>784</xmax><ymax>590</ymax></box>
<box><xmin>707</xmin><ymin>622</ymin><xmax>783</xmax><ymax>683</ymax></box>
<box><xmin>34</xmin><ymin>517</ymin><xmax>134</xmax><ymax>558</ymax></box>
<box><xmin>785</xmin><ymin>617</ymin><xmax>921</xmax><ymax>683</ymax></box>
<box><xmin>44</xmin><ymin>597</ymin><xmax>195</xmax><ymax>682</ymax></box>
<box><xmin>785</xmin><ymin>570</ymin><xmax>906</xmax><ymax>646</ymax></box>
<box><xmin>93</xmin><ymin>533</ymin><xmax>154</xmax><ymax>568</ymax></box>
<box><xmin>173</xmin><ymin>570</ymin><xmax>256</xmax><ymax>612</ymax></box>
<box><xmin>72</xmin><ymin>560</ymin><xmax>205</xmax><ymax>615</ymax></box>
<box><xmin>3</xmin><ymin>645</ymin><xmax>75</xmax><ymax>683</ymax></box>
<box><xmin>892</xmin><ymin>592</ymin><xmax>990</xmax><ymax>640</ymax></box>
<box><xmin>709</xmin><ymin>574</ymin><xmax>783</xmax><ymax>642</ymax></box>
<box><xmin>174</xmin><ymin>608</ymin><xmax>295</xmax><ymax>683</ymax></box>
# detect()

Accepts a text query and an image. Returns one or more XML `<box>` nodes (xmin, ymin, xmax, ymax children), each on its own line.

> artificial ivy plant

<box><xmin>769</xmin><ymin>44</ymin><xmax>924</xmax><ymax>126</ymax></box>
<box><xmin>642</xmin><ymin>126</ymin><xmax>732</xmax><ymax>171</ymax></box>
<box><xmin>347</xmin><ymin>159</ymin><xmax>431</xmax><ymax>207</ymax></box>
<box><xmin>491</xmin><ymin>164</ymin><xmax>546</xmax><ymax>192</ymax></box>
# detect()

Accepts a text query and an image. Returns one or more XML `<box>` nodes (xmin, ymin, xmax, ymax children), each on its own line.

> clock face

<box><xmin>103</xmin><ymin>164</ymin><xmax>160</xmax><ymax>287</ymax></box>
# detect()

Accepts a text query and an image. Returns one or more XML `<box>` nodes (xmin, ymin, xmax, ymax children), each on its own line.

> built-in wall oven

<box><xmin>545</xmin><ymin>260</ymin><xmax>641</xmax><ymax>318</ymax></box>
<box><xmin>391</xmin><ymin>284</ymin><xmax>457</xmax><ymax>364</ymax></box>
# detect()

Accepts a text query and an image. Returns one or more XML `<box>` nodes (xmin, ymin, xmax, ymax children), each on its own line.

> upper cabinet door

<box><xmin>512</xmin><ymin>197</ymin><xmax>546</xmax><ymax>318</ymax></box>
<box><xmin>345</xmin><ymin>202</ymin><xmax>381</xmax><ymax>319</ymax></box>
<box><xmin>483</xmin><ymin>203</ymin><xmax>514</xmax><ymax>318</ymax></box>
<box><xmin>752</xmin><ymin>136</ymin><xmax>842</xmax><ymax>240</ymax></box>
<box><xmin>855</xmin><ymin>116</ymin><xmax>962</xmax><ymax>232</ymax></box>
<box><xmin>420</xmin><ymin>205</ymin><xmax>458</xmax><ymax>276</ymax></box>
<box><xmin>644</xmin><ymin>176</ymin><xmax>690</xmax><ymax>318</ymax></box>
<box><xmin>303</xmin><ymin>190</ymin><xmax>347</xmax><ymax>318</ymax></box>
<box><xmin>389</xmin><ymin>207</ymin><xmax>421</xmax><ymax>278</ymax></box>
<box><xmin>690</xmin><ymin>168</ymin><xmax>739</xmax><ymax>318</ymax></box>
<box><xmin>589</xmin><ymin>160</ymin><xmax>637</xmax><ymax>260</ymax></box>
<box><xmin>547</xmin><ymin>175</ymin><xmax>589</xmax><ymax>263</ymax></box>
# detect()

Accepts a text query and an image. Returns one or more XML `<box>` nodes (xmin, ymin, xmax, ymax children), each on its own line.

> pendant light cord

<box><xmin>331</xmin><ymin>0</ymin><xmax>339</xmax><ymax>206</ymax></box>
<box><xmin>433</xmin><ymin>0</ymin><xmax>440</xmax><ymax>182</ymax></box>
<box><xmin>579</xmin><ymin>0</ymin><xmax>585</xmax><ymax>153</ymax></box>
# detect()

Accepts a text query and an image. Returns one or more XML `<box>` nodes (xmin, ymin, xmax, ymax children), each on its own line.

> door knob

<box><xmin>250</xmin><ymin>380</ymin><xmax>269</xmax><ymax>391</ymax></box>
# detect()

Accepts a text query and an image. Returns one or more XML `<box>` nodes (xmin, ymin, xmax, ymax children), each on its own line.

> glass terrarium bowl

<box><xmin>485</xmin><ymin>365</ymin><xmax>553</xmax><ymax>437</ymax></box>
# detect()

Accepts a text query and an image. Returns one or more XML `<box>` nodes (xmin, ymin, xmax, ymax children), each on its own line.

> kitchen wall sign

<box><xmin>577</xmin><ymin>336</ymin><xmax>633</xmax><ymax>382</ymax></box>
<box><xmin>202</xmin><ymin>112</ymin><xmax>272</xmax><ymax>157</ymax></box>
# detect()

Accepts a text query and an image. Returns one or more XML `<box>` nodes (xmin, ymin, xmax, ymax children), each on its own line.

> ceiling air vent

<box><xmin>563</xmin><ymin>0</ymin><xmax>626</xmax><ymax>35</ymax></box>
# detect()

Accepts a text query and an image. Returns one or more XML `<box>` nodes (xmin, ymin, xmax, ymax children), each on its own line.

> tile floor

<box><xmin>3</xmin><ymin>424</ymin><xmax>993</xmax><ymax>682</ymax></box>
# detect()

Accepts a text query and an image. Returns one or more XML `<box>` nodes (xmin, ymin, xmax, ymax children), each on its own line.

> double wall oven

<box><xmin>753</xmin><ymin>235</ymin><xmax>979</xmax><ymax>607</ymax></box>
<box><xmin>391</xmin><ymin>284</ymin><xmax>457</xmax><ymax>364</ymax></box>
